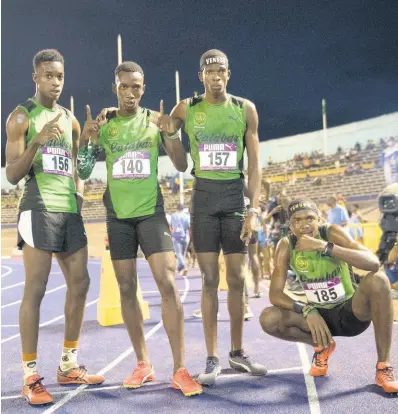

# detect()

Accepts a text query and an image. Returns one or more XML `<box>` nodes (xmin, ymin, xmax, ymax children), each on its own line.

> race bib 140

<box><xmin>112</xmin><ymin>151</ymin><xmax>150</xmax><ymax>179</ymax></box>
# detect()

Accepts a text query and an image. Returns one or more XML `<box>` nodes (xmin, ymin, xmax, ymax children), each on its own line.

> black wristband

<box><xmin>292</xmin><ymin>301</ymin><xmax>306</xmax><ymax>314</ymax></box>
<box><xmin>324</xmin><ymin>242</ymin><xmax>334</xmax><ymax>256</ymax></box>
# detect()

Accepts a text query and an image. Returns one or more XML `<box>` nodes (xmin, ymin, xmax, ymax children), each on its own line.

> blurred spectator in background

<box><xmin>327</xmin><ymin>196</ymin><xmax>349</xmax><ymax>227</ymax></box>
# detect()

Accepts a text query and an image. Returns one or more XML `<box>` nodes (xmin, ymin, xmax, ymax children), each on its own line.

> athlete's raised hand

<box><xmin>157</xmin><ymin>100</ymin><xmax>178</xmax><ymax>135</ymax></box>
<box><xmin>34</xmin><ymin>113</ymin><xmax>63</xmax><ymax>146</ymax></box>
<box><xmin>296</xmin><ymin>235</ymin><xmax>326</xmax><ymax>253</ymax></box>
<box><xmin>81</xmin><ymin>105</ymin><xmax>99</xmax><ymax>144</ymax></box>
<box><xmin>96</xmin><ymin>106</ymin><xmax>118</xmax><ymax>127</ymax></box>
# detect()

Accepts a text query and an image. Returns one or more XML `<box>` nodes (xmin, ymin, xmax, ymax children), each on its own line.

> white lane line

<box><xmin>1</xmin><ymin>266</ymin><xmax>12</xmax><ymax>278</ymax></box>
<box><xmin>1</xmin><ymin>284</ymin><xmax>67</xmax><ymax>309</ymax></box>
<box><xmin>1</xmin><ymin>325</ymin><xmax>20</xmax><ymax>328</ymax></box>
<box><xmin>297</xmin><ymin>344</ymin><xmax>321</xmax><ymax>414</ymax></box>
<box><xmin>1</xmin><ymin>281</ymin><xmax>25</xmax><ymax>291</ymax></box>
<box><xmin>1</xmin><ymin>299</ymin><xmax>99</xmax><ymax>344</ymax></box>
<box><xmin>42</xmin><ymin>277</ymin><xmax>191</xmax><ymax>414</ymax></box>
<box><xmin>260</xmin><ymin>281</ymin><xmax>321</xmax><ymax>414</ymax></box>
<box><xmin>0</xmin><ymin>366</ymin><xmax>303</xmax><ymax>401</ymax></box>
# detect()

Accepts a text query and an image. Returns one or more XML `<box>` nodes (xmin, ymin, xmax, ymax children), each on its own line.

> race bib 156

<box><xmin>112</xmin><ymin>151</ymin><xmax>150</xmax><ymax>179</ymax></box>
<box><xmin>304</xmin><ymin>277</ymin><xmax>345</xmax><ymax>304</ymax></box>
<box><xmin>42</xmin><ymin>147</ymin><xmax>72</xmax><ymax>177</ymax></box>
<box><xmin>199</xmin><ymin>143</ymin><xmax>237</xmax><ymax>171</ymax></box>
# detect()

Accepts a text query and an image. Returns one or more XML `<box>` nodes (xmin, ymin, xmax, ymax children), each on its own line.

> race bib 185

<box><xmin>199</xmin><ymin>143</ymin><xmax>237</xmax><ymax>171</ymax></box>
<box><xmin>304</xmin><ymin>277</ymin><xmax>345</xmax><ymax>304</ymax></box>
<box><xmin>112</xmin><ymin>151</ymin><xmax>150</xmax><ymax>179</ymax></box>
<box><xmin>42</xmin><ymin>147</ymin><xmax>72</xmax><ymax>177</ymax></box>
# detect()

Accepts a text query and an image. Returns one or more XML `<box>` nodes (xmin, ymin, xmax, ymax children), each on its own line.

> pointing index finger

<box><xmin>86</xmin><ymin>105</ymin><xmax>92</xmax><ymax>121</ymax></box>
<box><xmin>49</xmin><ymin>113</ymin><xmax>62</xmax><ymax>124</ymax></box>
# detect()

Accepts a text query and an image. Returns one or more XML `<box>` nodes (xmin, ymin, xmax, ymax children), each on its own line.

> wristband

<box><xmin>248</xmin><ymin>207</ymin><xmax>259</xmax><ymax>216</ymax></box>
<box><xmin>76</xmin><ymin>192</ymin><xmax>84</xmax><ymax>199</ymax></box>
<box><xmin>303</xmin><ymin>305</ymin><xmax>318</xmax><ymax>318</ymax></box>
<box><xmin>165</xmin><ymin>131</ymin><xmax>179</xmax><ymax>140</ymax></box>
<box><xmin>323</xmin><ymin>242</ymin><xmax>334</xmax><ymax>256</ymax></box>
<box><xmin>292</xmin><ymin>301</ymin><xmax>306</xmax><ymax>314</ymax></box>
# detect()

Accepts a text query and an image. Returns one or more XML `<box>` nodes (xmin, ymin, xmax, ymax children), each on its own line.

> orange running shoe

<box><xmin>172</xmin><ymin>368</ymin><xmax>203</xmax><ymax>397</ymax></box>
<box><xmin>309</xmin><ymin>340</ymin><xmax>336</xmax><ymax>377</ymax></box>
<box><xmin>123</xmin><ymin>361</ymin><xmax>155</xmax><ymax>389</ymax></box>
<box><xmin>57</xmin><ymin>365</ymin><xmax>104</xmax><ymax>385</ymax></box>
<box><xmin>21</xmin><ymin>375</ymin><xmax>53</xmax><ymax>406</ymax></box>
<box><xmin>376</xmin><ymin>362</ymin><xmax>398</xmax><ymax>394</ymax></box>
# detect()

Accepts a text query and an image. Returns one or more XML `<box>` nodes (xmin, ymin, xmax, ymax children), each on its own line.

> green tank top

<box><xmin>99</xmin><ymin>109</ymin><xmax>164</xmax><ymax>219</ymax></box>
<box><xmin>184</xmin><ymin>94</ymin><xmax>247</xmax><ymax>180</ymax></box>
<box><xmin>288</xmin><ymin>225</ymin><xmax>355</xmax><ymax>309</ymax></box>
<box><xmin>17</xmin><ymin>98</ymin><xmax>77</xmax><ymax>213</ymax></box>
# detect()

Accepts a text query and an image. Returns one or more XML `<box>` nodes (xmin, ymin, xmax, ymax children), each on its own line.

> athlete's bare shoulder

<box><xmin>6</xmin><ymin>107</ymin><xmax>29</xmax><ymax>135</ymax></box>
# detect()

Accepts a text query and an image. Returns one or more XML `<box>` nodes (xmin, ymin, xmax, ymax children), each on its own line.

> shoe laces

<box><xmin>133</xmin><ymin>362</ymin><xmax>149</xmax><ymax>375</ymax></box>
<box><xmin>378</xmin><ymin>366</ymin><xmax>395</xmax><ymax>382</ymax></box>
<box><xmin>205</xmin><ymin>358</ymin><xmax>220</xmax><ymax>374</ymax></box>
<box><xmin>233</xmin><ymin>351</ymin><xmax>254</xmax><ymax>365</ymax></box>
<box><xmin>28</xmin><ymin>376</ymin><xmax>46</xmax><ymax>394</ymax></box>
<box><xmin>312</xmin><ymin>350</ymin><xmax>328</xmax><ymax>368</ymax></box>
<box><xmin>73</xmin><ymin>365</ymin><xmax>88</xmax><ymax>379</ymax></box>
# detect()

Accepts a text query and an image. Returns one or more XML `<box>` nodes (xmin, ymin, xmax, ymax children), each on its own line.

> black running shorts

<box><xmin>106</xmin><ymin>212</ymin><xmax>174</xmax><ymax>260</ymax></box>
<box><xmin>190</xmin><ymin>177</ymin><xmax>247</xmax><ymax>255</ymax></box>
<box><xmin>317</xmin><ymin>296</ymin><xmax>371</xmax><ymax>337</ymax></box>
<box><xmin>17</xmin><ymin>210</ymin><xmax>87</xmax><ymax>253</ymax></box>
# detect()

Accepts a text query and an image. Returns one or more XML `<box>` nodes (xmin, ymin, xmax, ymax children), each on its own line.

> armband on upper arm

<box><xmin>77</xmin><ymin>143</ymin><xmax>101</xmax><ymax>180</ymax></box>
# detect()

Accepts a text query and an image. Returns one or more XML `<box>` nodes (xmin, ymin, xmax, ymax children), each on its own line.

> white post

<box><xmin>70</xmin><ymin>96</ymin><xmax>74</xmax><ymax>114</ymax></box>
<box><xmin>322</xmin><ymin>98</ymin><xmax>328</xmax><ymax>156</ymax></box>
<box><xmin>175</xmin><ymin>71</ymin><xmax>184</xmax><ymax>206</ymax></box>
<box><xmin>117</xmin><ymin>34</ymin><xmax>122</xmax><ymax>65</ymax></box>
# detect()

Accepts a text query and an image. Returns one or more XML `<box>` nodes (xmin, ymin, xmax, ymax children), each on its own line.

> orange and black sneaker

<box><xmin>172</xmin><ymin>368</ymin><xmax>203</xmax><ymax>397</ymax></box>
<box><xmin>310</xmin><ymin>340</ymin><xmax>336</xmax><ymax>377</ymax></box>
<box><xmin>123</xmin><ymin>361</ymin><xmax>155</xmax><ymax>389</ymax></box>
<box><xmin>57</xmin><ymin>365</ymin><xmax>104</xmax><ymax>385</ymax></box>
<box><xmin>21</xmin><ymin>375</ymin><xmax>53</xmax><ymax>406</ymax></box>
<box><xmin>376</xmin><ymin>362</ymin><xmax>398</xmax><ymax>394</ymax></box>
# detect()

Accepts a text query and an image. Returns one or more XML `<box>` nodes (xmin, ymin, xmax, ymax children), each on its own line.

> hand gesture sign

<box><xmin>34</xmin><ymin>113</ymin><xmax>63</xmax><ymax>146</ymax></box>
<box><xmin>81</xmin><ymin>105</ymin><xmax>99</xmax><ymax>144</ymax></box>
<box><xmin>96</xmin><ymin>106</ymin><xmax>118</xmax><ymax>127</ymax></box>
<box><xmin>296</xmin><ymin>235</ymin><xmax>326</xmax><ymax>253</ymax></box>
<box><xmin>157</xmin><ymin>100</ymin><xmax>177</xmax><ymax>135</ymax></box>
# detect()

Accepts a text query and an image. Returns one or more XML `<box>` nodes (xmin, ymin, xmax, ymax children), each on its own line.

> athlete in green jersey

<box><xmin>158</xmin><ymin>49</ymin><xmax>266</xmax><ymax>385</ymax></box>
<box><xmin>260</xmin><ymin>199</ymin><xmax>398</xmax><ymax>394</ymax></box>
<box><xmin>77</xmin><ymin>61</ymin><xmax>202</xmax><ymax>397</ymax></box>
<box><xmin>5</xmin><ymin>49</ymin><xmax>103</xmax><ymax>406</ymax></box>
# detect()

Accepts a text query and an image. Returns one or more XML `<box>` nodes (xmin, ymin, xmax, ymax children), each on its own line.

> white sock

<box><xmin>22</xmin><ymin>359</ymin><xmax>38</xmax><ymax>382</ymax></box>
<box><xmin>60</xmin><ymin>347</ymin><xmax>78</xmax><ymax>371</ymax></box>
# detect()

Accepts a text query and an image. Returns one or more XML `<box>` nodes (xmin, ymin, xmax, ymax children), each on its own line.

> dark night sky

<box><xmin>1</xmin><ymin>0</ymin><xmax>397</xmax><ymax>166</ymax></box>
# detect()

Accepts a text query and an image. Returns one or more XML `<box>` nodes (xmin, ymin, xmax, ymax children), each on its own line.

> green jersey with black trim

<box><xmin>184</xmin><ymin>94</ymin><xmax>247</xmax><ymax>180</ymax></box>
<box><xmin>99</xmin><ymin>108</ymin><xmax>164</xmax><ymax>219</ymax></box>
<box><xmin>287</xmin><ymin>225</ymin><xmax>355</xmax><ymax>309</ymax></box>
<box><xmin>17</xmin><ymin>98</ymin><xmax>77</xmax><ymax>213</ymax></box>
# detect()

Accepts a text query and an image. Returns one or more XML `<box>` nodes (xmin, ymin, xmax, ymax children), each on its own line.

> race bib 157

<box><xmin>199</xmin><ymin>143</ymin><xmax>237</xmax><ymax>171</ymax></box>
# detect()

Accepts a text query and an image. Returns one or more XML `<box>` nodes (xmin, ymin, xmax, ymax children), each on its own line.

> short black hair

<box><xmin>33</xmin><ymin>49</ymin><xmax>64</xmax><ymax>70</ymax></box>
<box><xmin>115</xmin><ymin>61</ymin><xmax>144</xmax><ymax>78</ymax></box>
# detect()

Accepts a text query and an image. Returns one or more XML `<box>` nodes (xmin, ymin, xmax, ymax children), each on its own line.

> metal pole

<box><xmin>70</xmin><ymin>96</ymin><xmax>74</xmax><ymax>114</ymax></box>
<box><xmin>175</xmin><ymin>71</ymin><xmax>184</xmax><ymax>206</ymax></box>
<box><xmin>322</xmin><ymin>98</ymin><xmax>328</xmax><ymax>156</ymax></box>
<box><xmin>117</xmin><ymin>34</ymin><xmax>122</xmax><ymax>65</ymax></box>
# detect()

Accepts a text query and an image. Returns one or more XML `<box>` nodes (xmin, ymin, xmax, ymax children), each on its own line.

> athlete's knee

<box><xmin>23</xmin><ymin>280</ymin><xmax>48</xmax><ymax>304</ymax></box>
<box><xmin>202</xmin><ymin>272</ymin><xmax>220</xmax><ymax>291</ymax></box>
<box><xmin>157</xmin><ymin>276</ymin><xmax>178</xmax><ymax>298</ymax></box>
<box><xmin>365</xmin><ymin>270</ymin><xmax>391</xmax><ymax>295</ymax></box>
<box><xmin>68</xmin><ymin>271</ymin><xmax>90</xmax><ymax>299</ymax></box>
<box><xmin>226</xmin><ymin>268</ymin><xmax>245</xmax><ymax>291</ymax></box>
<box><xmin>118</xmin><ymin>277</ymin><xmax>138</xmax><ymax>300</ymax></box>
<box><xmin>259</xmin><ymin>306</ymin><xmax>283</xmax><ymax>335</ymax></box>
